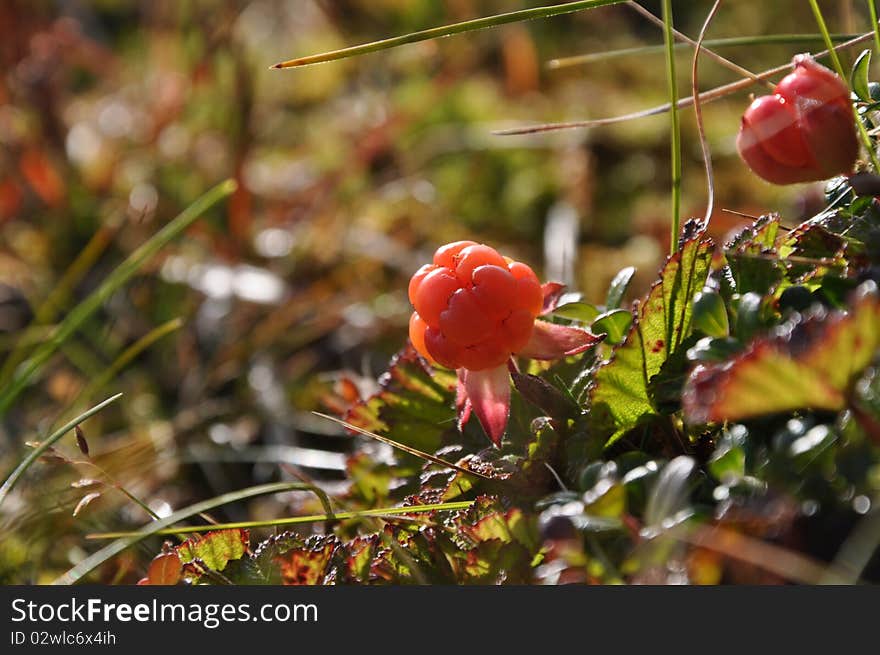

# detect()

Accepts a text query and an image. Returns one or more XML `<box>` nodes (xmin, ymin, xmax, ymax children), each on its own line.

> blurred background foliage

<box><xmin>0</xmin><ymin>0</ymin><xmax>867</xmax><ymax>582</ymax></box>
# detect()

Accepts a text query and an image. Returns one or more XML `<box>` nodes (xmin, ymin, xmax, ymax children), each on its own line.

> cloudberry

<box><xmin>737</xmin><ymin>54</ymin><xmax>858</xmax><ymax>185</ymax></box>
<box><xmin>408</xmin><ymin>242</ymin><xmax>542</xmax><ymax>371</ymax></box>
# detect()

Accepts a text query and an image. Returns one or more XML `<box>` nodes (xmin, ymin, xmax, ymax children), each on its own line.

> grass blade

<box><xmin>271</xmin><ymin>0</ymin><xmax>624</xmax><ymax>68</ymax></box>
<box><xmin>53</xmin><ymin>481</ymin><xmax>328</xmax><ymax>584</ymax></box>
<box><xmin>0</xmin><ymin>179</ymin><xmax>236</xmax><ymax>416</ymax></box>
<box><xmin>0</xmin><ymin>222</ymin><xmax>119</xmax><ymax>386</ymax></box>
<box><xmin>0</xmin><ymin>392</ymin><xmax>123</xmax><ymax>508</ymax></box>
<box><xmin>86</xmin><ymin>501</ymin><xmax>475</xmax><ymax>539</ymax></box>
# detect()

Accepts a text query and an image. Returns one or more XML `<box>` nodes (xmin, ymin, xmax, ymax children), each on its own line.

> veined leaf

<box><xmin>590</xmin><ymin>222</ymin><xmax>714</xmax><ymax>446</ymax></box>
<box><xmin>724</xmin><ymin>213</ymin><xmax>784</xmax><ymax>295</ymax></box>
<box><xmin>176</xmin><ymin>529</ymin><xmax>249</xmax><ymax>575</ymax></box>
<box><xmin>345</xmin><ymin>346</ymin><xmax>457</xmax><ymax>455</ymax></box>
<box><xmin>683</xmin><ymin>281</ymin><xmax>880</xmax><ymax>423</ymax></box>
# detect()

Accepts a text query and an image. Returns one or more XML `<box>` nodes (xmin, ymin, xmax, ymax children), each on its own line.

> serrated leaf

<box><xmin>683</xmin><ymin>282</ymin><xmax>880</xmax><ymax>423</ymax></box>
<box><xmin>725</xmin><ymin>214</ymin><xmax>784</xmax><ymax>295</ymax></box>
<box><xmin>590</xmin><ymin>222</ymin><xmax>715</xmax><ymax>446</ymax></box>
<box><xmin>852</xmin><ymin>49</ymin><xmax>872</xmax><ymax>102</ymax></box>
<box><xmin>176</xmin><ymin>529</ymin><xmax>249</xmax><ymax>574</ymax></box>
<box><xmin>345</xmin><ymin>347</ymin><xmax>457</xmax><ymax>455</ymax></box>
<box><xmin>274</xmin><ymin>536</ymin><xmax>338</xmax><ymax>585</ymax></box>
<box><xmin>606</xmin><ymin>266</ymin><xmax>636</xmax><ymax>309</ymax></box>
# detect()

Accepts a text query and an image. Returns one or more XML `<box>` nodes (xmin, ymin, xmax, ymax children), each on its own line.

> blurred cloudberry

<box><xmin>737</xmin><ymin>54</ymin><xmax>858</xmax><ymax>185</ymax></box>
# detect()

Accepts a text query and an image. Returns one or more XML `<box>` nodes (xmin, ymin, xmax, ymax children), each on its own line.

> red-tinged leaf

<box><xmin>144</xmin><ymin>552</ymin><xmax>182</xmax><ymax>586</ymax></box>
<box><xmin>541</xmin><ymin>281</ymin><xmax>567</xmax><ymax>315</ymax></box>
<box><xmin>683</xmin><ymin>281</ymin><xmax>880</xmax><ymax>424</ymax></box>
<box><xmin>517</xmin><ymin>319</ymin><xmax>604</xmax><ymax>360</ymax></box>
<box><xmin>345</xmin><ymin>346</ymin><xmax>457</xmax><ymax>454</ymax></box>
<box><xmin>462</xmin><ymin>364</ymin><xmax>511</xmax><ymax>445</ymax></box>
<box><xmin>176</xmin><ymin>529</ymin><xmax>249</xmax><ymax>574</ymax></box>
<box><xmin>274</xmin><ymin>537</ymin><xmax>338</xmax><ymax>585</ymax></box>
<box><xmin>72</xmin><ymin>492</ymin><xmax>102</xmax><ymax>517</ymax></box>
<box><xmin>345</xmin><ymin>535</ymin><xmax>379</xmax><ymax>583</ymax></box>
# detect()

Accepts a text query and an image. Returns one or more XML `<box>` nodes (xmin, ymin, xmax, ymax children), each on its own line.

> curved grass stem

<box><xmin>693</xmin><ymin>1</ymin><xmax>723</xmax><ymax>228</ymax></box>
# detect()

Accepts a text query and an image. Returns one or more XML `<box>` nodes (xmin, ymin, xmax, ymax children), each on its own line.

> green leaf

<box><xmin>592</xmin><ymin>309</ymin><xmax>634</xmax><ymax>344</ymax></box>
<box><xmin>692</xmin><ymin>290</ymin><xmax>729</xmax><ymax>337</ymax></box>
<box><xmin>724</xmin><ymin>214</ymin><xmax>784</xmax><ymax>295</ymax></box>
<box><xmin>511</xmin><ymin>371</ymin><xmax>579</xmax><ymax>420</ymax></box>
<box><xmin>684</xmin><ymin>282</ymin><xmax>880</xmax><ymax>423</ymax></box>
<box><xmin>851</xmin><ymin>49</ymin><xmax>872</xmax><ymax>102</ymax></box>
<box><xmin>708</xmin><ymin>426</ymin><xmax>747</xmax><ymax>482</ymax></box>
<box><xmin>553</xmin><ymin>302</ymin><xmax>601</xmax><ymax>323</ymax></box>
<box><xmin>176</xmin><ymin>529</ymin><xmax>249</xmax><ymax>576</ymax></box>
<box><xmin>606</xmin><ymin>266</ymin><xmax>636</xmax><ymax>309</ymax></box>
<box><xmin>590</xmin><ymin>222</ymin><xmax>715</xmax><ymax>446</ymax></box>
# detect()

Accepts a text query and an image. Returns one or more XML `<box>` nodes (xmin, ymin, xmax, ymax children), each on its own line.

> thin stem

<box><xmin>693</xmin><ymin>1</ymin><xmax>722</xmax><ymax>228</ymax></box>
<box><xmin>271</xmin><ymin>0</ymin><xmax>624</xmax><ymax>69</ymax></box>
<box><xmin>53</xmin><ymin>481</ymin><xmax>325</xmax><ymax>584</ymax></box>
<box><xmin>869</xmin><ymin>1</ymin><xmax>880</xmax><ymax>54</ymax></box>
<box><xmin>809</xmin><ymin>0</ymin><xmax>880</xmax><ymax>171</ymax></box>
<box><xmin>547</xmin><ymin>33</ymin><xmax>860</xmax><ymax>69</ymax></box>
<box><xmin>661</xmin><ymin>0</ymin><xmax>681</xmax><ymax>254</ymax></box>
<box><xmin>86</xmin><ymin>501</ymin><xmax>476</xmax><ymax>539</ymax></box>
<box><xmin>313</xmin><ymin>411</ymin><xmax>494</xmax><ymax>480</ymax></box>
<box><xmin>496</xmin><ymin>28</ymin><xmax>880</xmax><ymax>136</ymax></box>
<box><xmin>626</xmin><ymin>1</ymin><xmax>769</xmax><ymax>89</ymax></box>
<box><xmin>809</xmin><ymin>0</ymin><xmax>846</xmax><ymax>75</ymax></box>
<box><xmin>0</xmin><ymin>393</ymin><xmax>123</xmax><ymax>508</ymax></box>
